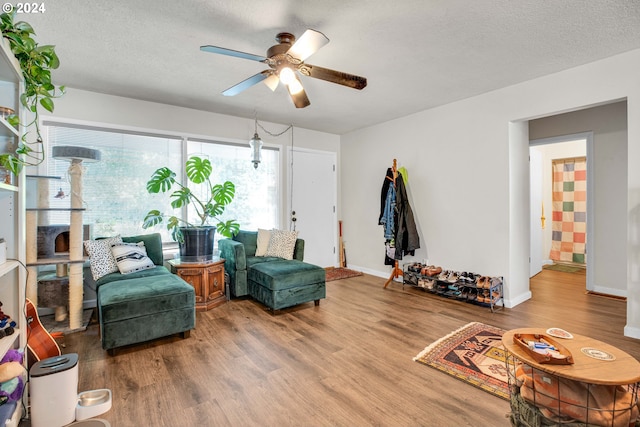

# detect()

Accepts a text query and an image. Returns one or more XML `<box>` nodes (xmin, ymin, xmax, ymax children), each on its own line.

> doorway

<box><xmin>523</xmin><ymin>100</ymin><xmax>628</xmax><ymax>300</ymax></box>
<box><xmin>529</xmin><ymin>134</ymin><xmax>589</xmax><ymax>283</ymax></box>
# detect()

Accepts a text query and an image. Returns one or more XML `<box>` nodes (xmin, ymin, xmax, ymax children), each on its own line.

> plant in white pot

<box><xmin>143</xmin><ymin>156</ymin><xmax>239</xmax><ymax>262</ymax></box>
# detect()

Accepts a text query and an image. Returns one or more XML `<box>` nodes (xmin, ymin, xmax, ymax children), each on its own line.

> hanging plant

<box><xmin>0</xmin><ymin>10</ymin><xmax>65</xmax><ymax>175</ymax></box>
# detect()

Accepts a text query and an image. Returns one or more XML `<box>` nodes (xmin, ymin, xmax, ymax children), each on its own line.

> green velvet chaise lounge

<box><xmin>87</xmin><ymin>233</ymin><xmax>195</xmax><ymax>355</ymax></box>
<box><xmin>219</xmin><ymin>230</ymin><xmax>326</xmax><ymax>311</ymax></box>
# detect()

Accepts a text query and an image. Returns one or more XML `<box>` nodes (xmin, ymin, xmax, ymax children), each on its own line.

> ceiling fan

<box><xmin>200</xmin><ymin>29</ymin><xmax>367</xmax><ymax>108</ymax></box>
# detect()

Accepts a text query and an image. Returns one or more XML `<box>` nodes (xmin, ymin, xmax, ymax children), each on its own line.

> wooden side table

<box><xmin>168</xmin><ymin>258</ymin><xmax>226</xmax><ymax>311</ymax></box>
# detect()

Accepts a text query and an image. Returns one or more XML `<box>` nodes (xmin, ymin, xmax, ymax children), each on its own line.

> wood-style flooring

<box><xmin>36</xmin><ymin>268</ymin><xmax>639</xmax><ymax>427</ymax></box>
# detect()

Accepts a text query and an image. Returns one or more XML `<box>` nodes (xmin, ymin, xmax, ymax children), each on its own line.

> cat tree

<box><xmin>25</xmin><ymin>146</ymin><xmax>100</xmax><ymax>330</ymax></box>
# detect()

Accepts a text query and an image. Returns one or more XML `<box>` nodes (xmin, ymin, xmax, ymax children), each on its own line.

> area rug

<box><xmin>542</xmin><ymin>263</ymin><xmax>584</xmax><ymax>273</ymax></box>
<box><xmin>325</xmin><ymin>267</ymin><xmax>363</xmax><ymax>282</ymax></box>
<box><xmin>413</xmin><ymin>322</ymin><xmax>509</xmax><ymax>400</ymax></box>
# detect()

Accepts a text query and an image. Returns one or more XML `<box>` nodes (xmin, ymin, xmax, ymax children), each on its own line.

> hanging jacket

<box><xmin>394</xmin><ymin>171</ymin><xmax>420</xmax><ymax>259</ymax></box>
<box><xmin>379</xmin><ymin>168</ymin><xmax>420</xmax><ymax>260</ymax></box>
<box><xmin>379</xmin><ymin>168</ymin><xmax>395</xmax><ymax>226</ymax></box>
<box><xmin>380</xmin><ymin>184</ymin><xmax>396</xmax><ymax>239</ymax></box>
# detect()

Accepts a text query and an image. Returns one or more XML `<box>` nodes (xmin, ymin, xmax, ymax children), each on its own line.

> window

<box><xmin>187</xmin><ymin>139</ymin><xmax>279</xmax><ymax>230</ymax></box>
<box><xmin>41</xmin><ymin>122</ymin><xmax>280</xmax><ymax>242</ymax></box>
<box><xmin>43</xmin><ymin>124</ymin><xmax>182</xmax><ymax>241</ymax></box>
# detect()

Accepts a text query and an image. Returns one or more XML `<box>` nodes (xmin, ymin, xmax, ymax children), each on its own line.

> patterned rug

<box><xmin>325</xmin><ymin>267</ymin><xmax>363</xmax><ymax>282</ymax></box>
<box><xmin>413</xmin><ymin>322</ymin><xmax>509</xmax><ymax>400</ymax></box>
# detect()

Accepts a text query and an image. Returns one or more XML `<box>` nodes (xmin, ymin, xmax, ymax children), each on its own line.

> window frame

<box><xmin>39</xmin><ymin>118</ymin><xmax>281</xmax><ymax>244</ymax></box>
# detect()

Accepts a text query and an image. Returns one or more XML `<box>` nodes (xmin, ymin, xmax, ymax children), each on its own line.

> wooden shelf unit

<box><xmin>0</xmin><ymin>34</ymin><xmax>27</xmax><ymax>424</ymax></box>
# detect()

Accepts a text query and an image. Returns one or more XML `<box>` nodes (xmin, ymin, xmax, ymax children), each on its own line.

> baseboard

<box><xmin>623</xmin><ymin>325</ymin><xmax>640</xmax><ymax>340</ymax></box>
<box><xmin>503</xmin><ymin>290</ymin><xmax>532</xmax><ymax>309</ymax></box>
<box><xmin>347</xmin><ymin>264</ymin><xmax>389</xmax><ymax>279</ymax></box>
<box><xmin>588</xmin><ymin>285</ymin><xmax>627</xmax><ymax>299</ymax></box>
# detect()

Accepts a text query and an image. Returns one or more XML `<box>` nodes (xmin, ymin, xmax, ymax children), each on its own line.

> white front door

<box><xmin>288</xmin><ymin>148</ymin><xmax>337</xmax><ymax>267</ymax></box>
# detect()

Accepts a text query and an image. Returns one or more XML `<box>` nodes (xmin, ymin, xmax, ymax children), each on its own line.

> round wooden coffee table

<box><xmin>502</xmin><ymin>328</ymin><xmax>640</xmax><ymax>426</ymax></box>
<box><xmin>503</xmin><ymin>328</ymin><xmax>640</xmax><ymax>385</ymax></box>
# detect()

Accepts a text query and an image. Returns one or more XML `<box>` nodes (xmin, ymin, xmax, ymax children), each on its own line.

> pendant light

<box><xmin>249</xmin><ymin>116</ymin><xmax>263</xmax><ymax>169</ymax></box>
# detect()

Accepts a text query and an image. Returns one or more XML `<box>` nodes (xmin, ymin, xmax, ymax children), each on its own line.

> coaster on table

<box><xmin>546</xmin><ymin>328</ymin><xmax>573</xmax><ymax>339</ymax></box>
<box><xmin>581</xmin><ymin>347</ymin><xmax>616</xmax><ymax>361</ymax></box>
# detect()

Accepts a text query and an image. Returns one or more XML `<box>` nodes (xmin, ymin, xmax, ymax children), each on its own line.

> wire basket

<box><xmin>505</xmin><ymin>350</ymin><xmax>640</xmax><ymax>427</ymax></box>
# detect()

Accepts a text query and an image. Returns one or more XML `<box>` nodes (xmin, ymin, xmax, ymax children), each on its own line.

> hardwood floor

<box><xmin>42</xmin><ymin>269</ymin><xmax>638</xmax><ymax>427</ymax></box>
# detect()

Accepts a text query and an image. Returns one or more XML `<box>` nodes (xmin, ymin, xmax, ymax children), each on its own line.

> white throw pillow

<box><xmin>255</xmin><ymin>228</ymin><xmax>272</xmax><ymax>256</ymax></box>
<box><xmin>110</xmin><ymin>242</ymin><xmax>156</xmax><ymax>275</ymax></box>
<box><xmin>264</xmin><ymin>229</ymin><xmax>298</xmax><ymax>260</ymax></box>
<box><xmin>83</xmin><ymin>235</ymin><xmax>123</xmax><ymax>280</ymax></box>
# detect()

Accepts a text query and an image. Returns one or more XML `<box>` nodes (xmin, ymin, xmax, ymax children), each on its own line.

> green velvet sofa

<box><xmin>218</xmin><ymin>230</ymin><xmax>326</xmax><ymax>311</ymax></box>
<box><xmin>90</xmin><ymin>233</ymin><xmax>195</xmax><ymax>354</ymax></box>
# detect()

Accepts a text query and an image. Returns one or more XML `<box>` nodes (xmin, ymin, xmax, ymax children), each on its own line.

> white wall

<box><xmin>530</xmin><ymin>101</ymin><xmax>627</xmax><ymax>297</ymax></box>
<box><xmin>45</xmin><ymin>88</ymin><xmax>341</xmax><ymax>229</ymax></box>
<box><xmin>341</xmin><ymin>48</ymin><xmax>640</xmax><ymax>339</ymax></box>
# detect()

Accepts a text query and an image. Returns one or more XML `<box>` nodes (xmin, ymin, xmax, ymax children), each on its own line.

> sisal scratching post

<box><xmin>68</xmin><ymin>161</ymin><xmax>83</xmax><ymax>329</ymax></box>
<box><xmin>55</xmin><ymin>262</ymin><xmax>68</xmax><ymax>321</ymax></box>
<box><xmin>36</xmin><ymin>177</ymin><xmax>49</xmax><ymax>226</ymax></box>
<box><xmin>26</xmin><ymin>211</ymin><xmax>38</xmax><ymax>304</ymax></box>
<box><xmin>53</xmin><ymin>146</ymin><xmax>101</xmax><ymax>330</ymax></box>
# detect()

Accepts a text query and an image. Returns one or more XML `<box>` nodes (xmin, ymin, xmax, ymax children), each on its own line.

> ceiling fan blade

<box><xmin>286</xmin><ymin>29</ymin><xmax>329</xmax><ymax>61</ymax></box>
<box><xmin>200</xmin><ymin>45</ymin><xmax>267</xmax><ymax>62</ymax></box>
<box><xmin>222</xmin><ymin>72</ymin><xmax>269</xmax><ymax>96</ymax></box>
<box><xmin>263</xmin><ymin>74</ymin><xmax>279</xmax><ymax>91</ymax></box>
<box><xmin>287</xmin><ymin>77</ymin><xmax>310</xmax><ymax>108</ymax></box>
<box><xmin>304</xmin><ymin>64</ymin><xmax>367</xmax><ymax>90</ymax></box>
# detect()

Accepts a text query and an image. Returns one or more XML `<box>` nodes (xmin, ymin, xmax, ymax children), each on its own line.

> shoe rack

<box><xmin>402</xmin><ymin>263</ymin><xmax>504</xmax><ymax>312</ymax></box>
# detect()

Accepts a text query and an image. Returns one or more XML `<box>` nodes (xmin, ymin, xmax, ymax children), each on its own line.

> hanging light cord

<box><xmin>257</xmin><ymin>121</ymin><xmax>293</xmax><ymax>137</ymax></box>
<box><xmin>254</xmin><ymin>120</ymin><xmax>296</xmax><ymax>230</ymax></box>
<box><xmin>289</xmin><ymin>125</ymin><xmax>295</xmax><ymax>231</ymax></box>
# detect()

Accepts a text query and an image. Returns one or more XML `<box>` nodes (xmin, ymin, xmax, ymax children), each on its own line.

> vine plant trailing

<box><xmin>0</xmin><ymin>10</ymin><xmax>65</xmax><ymax>175</ymax></box>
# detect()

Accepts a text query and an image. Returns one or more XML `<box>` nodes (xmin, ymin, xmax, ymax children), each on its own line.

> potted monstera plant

<box><xmin>143</xmin><ymin>156</ymin><xmax>239</xmax><ymax>262</ymax></box>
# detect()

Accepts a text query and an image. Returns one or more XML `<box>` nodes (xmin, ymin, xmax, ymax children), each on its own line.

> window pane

<box><xmin>187</xmin><ymin>141</ymin><xmax>279</xmax><ymax>231</ymax></box>
<box><xmin>44</xmin><ymin>126</ymin><xmax>182</xmax><ymax>241</ymax></box>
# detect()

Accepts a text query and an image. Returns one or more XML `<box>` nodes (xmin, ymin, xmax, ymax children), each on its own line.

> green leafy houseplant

<box><xmin>143</xmin><ymin>156</ymin><xmax>240</xmax><ymax>242</ymax></box>
<box><xmin>0</xmin><ymin>11</ymin><xmax>65</xmax><ymax>175</ymax></box>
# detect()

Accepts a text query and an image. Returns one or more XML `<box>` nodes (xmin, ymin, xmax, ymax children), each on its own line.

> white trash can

<box><xmin>30</xmin><ymin>353</ymin><xmax>79</xmax><ymax>427</ymax></box>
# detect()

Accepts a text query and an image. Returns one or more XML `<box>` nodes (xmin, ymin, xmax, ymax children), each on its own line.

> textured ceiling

<box><xmin>25</xmin><ymin>0</ymin><xmax>640</xmax><ymax>134</ymax></box>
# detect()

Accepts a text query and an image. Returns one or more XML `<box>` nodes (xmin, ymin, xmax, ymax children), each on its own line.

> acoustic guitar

<box><xmin>26</xmin><ymin>298</ymin><xmax>62</xmax><ymax>366</ymax></box>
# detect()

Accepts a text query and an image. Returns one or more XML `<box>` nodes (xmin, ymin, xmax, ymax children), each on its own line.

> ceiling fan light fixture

<box><xmin>264</xmin><ymin>74</ymin><xmax>279</xmax><ymax>91</ymax></box>
<box><xmin>279</xmin><ymin>66</ymin><xmax>296</xmax><ymax>85</ymax></box>
<box><xmin>286</xmin><ymin>76</ymin><xmax>304</xmax><ymax>95</ymax></box>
